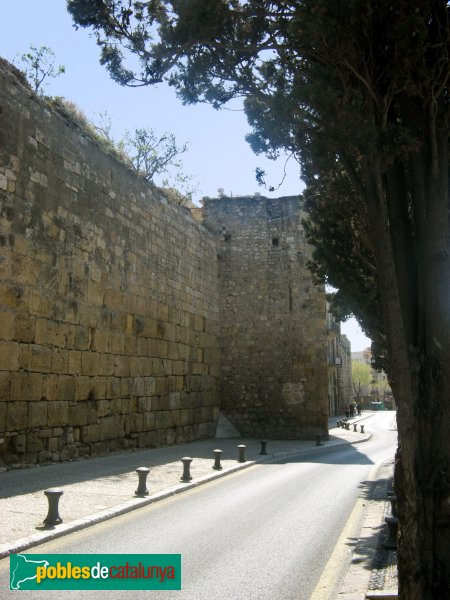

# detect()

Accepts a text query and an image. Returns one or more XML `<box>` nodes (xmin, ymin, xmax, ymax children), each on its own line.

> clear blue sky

<box><xmin>0</xmin><ymin>1</ymin><xmax>371</xmax><ymax>351</ymax></box>
<box><xmin>0</xmin><ymin>1</ymin><xmax>301</xmax><ymax>200</ymax></box>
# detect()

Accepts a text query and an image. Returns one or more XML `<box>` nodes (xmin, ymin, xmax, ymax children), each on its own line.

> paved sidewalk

<box><xmin>0</xmin><ymin>412</ymin><xmax>398</xmax><ymax>598</ymax></box>
<box><xmin>0</xmin><ymin>418</ymin><xmax>369</xmax><ymax>558</ymax></box>
<box><xmin>337</xmin><ymin>458</ymin><xmax>398</xmax><ymax>600</ymax></box>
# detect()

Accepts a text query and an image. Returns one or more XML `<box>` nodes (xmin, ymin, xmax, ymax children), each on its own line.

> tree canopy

<box><xmin>67</xmin><ymin>1</ymin><xmax>450</xmax><ymax>597</ymax></box>
<box><xmin>67</xmin><ymin>0</ymin><xmax>448</xmax><ymax>365</ymax></box>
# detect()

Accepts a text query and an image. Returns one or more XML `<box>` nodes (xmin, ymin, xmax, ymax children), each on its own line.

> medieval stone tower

<box><xmin>203</xmin><ymin>195</ymin><xmax>329</xmax><ymax>439</ymax></box>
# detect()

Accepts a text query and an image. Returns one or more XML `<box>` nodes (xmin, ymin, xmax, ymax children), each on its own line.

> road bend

<box><xmin>0</xmin><ymin>412</ymin><xmax>397</xmax><ymax>600</ymax></box>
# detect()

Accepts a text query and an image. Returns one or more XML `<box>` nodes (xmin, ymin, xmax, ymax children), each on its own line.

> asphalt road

<box><xmin>0</xmin><ymin>412</ymin><xmax>397</xmax><ymax>599</ymax></box>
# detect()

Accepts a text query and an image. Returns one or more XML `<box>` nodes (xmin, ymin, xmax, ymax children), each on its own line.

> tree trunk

<box><xmin>366</xmin><ymin>119</ymin><xmax>450</xmax><ymax>597</ymax></box>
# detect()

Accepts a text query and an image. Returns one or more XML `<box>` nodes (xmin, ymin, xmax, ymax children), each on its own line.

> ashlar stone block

<box><xmin>7</xmin><ymin>402</ymin><xmax>28</xmax><ymax>431</ymax></box>
<box><xmin>47</xmin><ymin>401</ymin><xmax>69</xmax><ymax>427</ymax></box>
<box><xmin>28</xmin><ymin>401</ymin><xmax>47</xmax><ymax>428</ymax></box>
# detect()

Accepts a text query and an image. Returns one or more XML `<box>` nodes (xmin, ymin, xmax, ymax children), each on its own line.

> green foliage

<box><xmin>49</xmin><ymin>100</ymin><xmax>197</xmax><ymax>204</ymax></box>
<box><xmin>351</xmin><ymin>361</ymin><xmax>372</xmax><ymax>397</ymax></box>
<box><xmin>117</xmin><ymin>128</ymin><xmax>187</xmax><ymax>181</ymax></box>
<box><xmin>67</xmin><ymin>3</ymin><xmax>450</xmax><ymax>593</ymax></box>
<box><xmin>17</xmin><ymin>45</ymin><xmax>65</xmax><ymax>94</ymax></box>
<box><xmin>49</xmin><ymin>98</ymin><xmax>126</xmax><ymax>160</ymax></box>
<box><xmin>66</xmin><ymin>0</ymin><xmax>449</xmax><ymax>369</ymax></box>
<box><xmin>92</xmin><ymin>115</ymin><xmax>197</xmax><ymax>204</ymax></box>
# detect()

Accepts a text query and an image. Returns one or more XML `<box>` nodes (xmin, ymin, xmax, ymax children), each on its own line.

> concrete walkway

<box><xmin>0</xmin><ymin>412</ymin><xmax>398</xmax><ymax>598</ymax></box>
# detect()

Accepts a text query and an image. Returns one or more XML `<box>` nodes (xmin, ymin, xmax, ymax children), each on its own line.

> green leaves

<box><xmin>67</xmin><ymin>0</ymin><xmax>450</xmax><ymax>372</ymax></box>
<box><xmin>16</xmin><ymin>45</ymin><xmax>65</xmax><ymax>94</ymax></box>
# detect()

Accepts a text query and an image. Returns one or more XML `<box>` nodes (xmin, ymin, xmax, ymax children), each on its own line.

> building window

<box><xmin>272</xmin><ymin>237</ymin><xmax>279</xmax><ymax>247</ymax></box>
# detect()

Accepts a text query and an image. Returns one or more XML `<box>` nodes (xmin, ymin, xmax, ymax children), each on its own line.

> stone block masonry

<box><xmin>0</xmin><ymin>56</ymin><xmax>331</xmax><ymax>466</ymax></box>
<box><xmin>202</xmin><ymin>195</ymin><xmax>329</xmax><ymax>439</ymax></box>
<box><xmin>0</xmin><ymin>58</ymin><xmax>220</xmax><ymax>465</ymax></box>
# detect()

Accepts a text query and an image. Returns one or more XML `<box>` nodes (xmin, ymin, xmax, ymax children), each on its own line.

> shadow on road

<box><xmin>0</xmin><ymin>436</ymin><xmax>373</xmax><ymax>499</ymax></box>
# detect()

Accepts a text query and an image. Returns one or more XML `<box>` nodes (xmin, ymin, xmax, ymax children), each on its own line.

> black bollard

<box><xmin>360</xmin><ymin>424</ymin><xmax>365</xmax><ymax>434</ymax></box>
<box><xmin>387</xmin><ymin>493</ymin><xmax>398</xmax><ymax>517</ymax></box>
<box><xmin>181</xmin><ymin>456</ymin><xmax>193</xmax><ymax>481</ymax></box>
<box><xmin>315</xmin><ymin>434</ymin><xmax>322</xmax><ymax>446</ymax></box>
<box><xmin>135</xmin><ymin>467</ymin><xmax>150</xmax><ymax>496</ymax></box>
<box><xmin>260</xmin><ymin>440</ymin><xmax>268</xmax><ymax>455</ymax></box>
<box><xmin>353</xmin><ymin>423</ymin><xmax>358</xmax><ymax>432</ymax></box>
<box><xmin>213</xmin><ymin>449</ymin><xmax>223</xmax><ymax>471</ymax></box>
<box><xmin>383</xmin><ymin>516</ymin><xmax>398</xmax><ymax>549</ymax></box>
<box><xmin>237</xmin><ymin>444</ymin><xmax>247</xmax><ymax>463</ymax></box>
<box><xmin>44</xmin><ymin>488</ymin><xmax>64</xmax><ymax>526</ymax></box>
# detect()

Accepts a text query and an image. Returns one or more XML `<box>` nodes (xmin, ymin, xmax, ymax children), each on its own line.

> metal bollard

<box><xmin>383</xmin><ymin>516</ymin><xmax>398</xmax><ymax>549</ymax></box>
<box><xmin>260</xmin><ymin>440</ymin><xmax>268</xmax><ymax>455</ymax></box>
<box><xmin>360</xmin><ymin>424</ymin><xmax>365</xmax><ymax>434</ymax></box>
<box><xmin>336</xmin><ymin>419</ymin><xmax>341</xmax><ymax>427</ymax></box>
<box><xmin>345</xmin><ymin>422</ymin><xmax>350</xmax><ymax>430</ymax></box>
<box><xmin>353</xmin><ymin>423</ymin><xmax>358</xmax><ymax>432</ymax></box>
<box><xmin>213</xmin><ymin>449</ymin><xmax>223</xmax><ymax>470</ymax></box>
<box><xmin>181</xmin><ymin>456</ymin><xmax>193</xmax><ymax>481</ymax></box>
<box><xmin>237</xmin><ymin>444</ymin><xmax>247</xmax><ymax>463</ymax></box>
<box><xmin>387</xmin><ymin>493</ymin><xmax>398</xmax><ymax>517</ymax></box>
<box><xmin>135</xmin><ymin>467</ymin><xmax>150</xmax><ymax>496</ymax></box>
<box><xmin>315</xmin><ymin>434</ymin><xmax>322</xmax><ymax>446</ymax></box>
<box><xmin>44</xmin><ymin>488</ymin><xmax>64</xmax><ymax>526</ymax></box>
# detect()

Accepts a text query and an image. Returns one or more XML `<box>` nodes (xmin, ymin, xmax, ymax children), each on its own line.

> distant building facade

<box><xmin>351</xmin><ymin>348</ymin><xmax>394</xmax><ymax>409</ymax></box>
<box><xmin>327</xmin><ymin>306</ymin><xmax>352</xmax><ymax>416</ymax></box>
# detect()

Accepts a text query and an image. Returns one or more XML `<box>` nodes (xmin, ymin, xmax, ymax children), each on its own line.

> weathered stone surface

<box><xmin>47</xmin><ymin>401</ymin><xmax>69</xmax><ymax>427</ymax></box>
<box><xmin>6</xmin><ymin>402</ymin><xmax>28</xmax><ymax>430</ymax></box>
<box><xmin>0</xmin><ymin>402</ymin><xmax>6</xmax><ymax>430</ymax></box>
<box><xmin>27</xmin><ymin>432</ymin><xmax>44</xmax><ymax>453</ymax></box>
<box><xmin>28</xmin><ymin>401</ymin><xmax>47</xmax><ymax>428</ymax></box>
<box><xmin>0</xmin><ymin>310</ymin><xmax>14</xmax><ymax>340</ymax></box>
<box><xmin>0</xmin><ymin>57</ymin><xmax>330</xmax><ymax>466</ymax></box>
<box><xmin>203</xmin><ymin>195</ymin><xmax>329</xmax><ymax>438</ymax></box>
<box><xmin>11</xmin><ymin>372</ymin><xmax>43</xmax><ymax>401</ymax></box>
<box><xmin>68</xmin><ymin>403</ymin><xmax>88</xmax><ymax>426</ymax></box>
<box><xmin>0</xmin><ymin>341</ymin><xmax>20</xmax><ymax>371</ymax></box>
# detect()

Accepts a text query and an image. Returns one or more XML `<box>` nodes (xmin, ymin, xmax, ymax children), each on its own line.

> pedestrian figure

<box><xmin>357</xmin><ymin>402</ymin><xmax>362</xmax><ymax>416</ymax></box>
<box><xmin>349</xmin><ymin>403</ymin><xmax>355</xmax><ymax>417</ymax></box>
<box><xmin>345</xmin><ymin>405</ymin><xmax>350</xmax><ymax>419</ymax></box>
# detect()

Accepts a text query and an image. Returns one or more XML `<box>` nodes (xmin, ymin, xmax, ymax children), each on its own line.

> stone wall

<box><xmin>0</xmin><ymin>59</ymin><xmax>220</xmax><ymax>465</ymax></box>
<box><xmin>202</xmin><ymin>195</ymin><xmax>329</xmax><ymax>439</ymax></box>
<box><xmin>337</xmin><ymin>334</ymin><xmax>352</xmax><ymax>414</ymax></box>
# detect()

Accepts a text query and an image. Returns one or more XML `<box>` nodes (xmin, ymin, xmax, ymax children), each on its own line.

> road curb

<box><xmin>0</xmin><ymin>434</ymin><xmax>371</xmax><ymax>559</ymax></box>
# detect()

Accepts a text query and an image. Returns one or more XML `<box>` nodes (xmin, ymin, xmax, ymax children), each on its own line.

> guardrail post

<box><xmin>44</xmin><ymin>488</ymin><xmax>64</xmax><ymax>526</ymax></box>
<box><xmin>213</xmin><ymin>449</ymin><xmax>223</xmax><ymax>470</ymax></box>
<box><xmin>181</xmin><ymin>457</ymin><xmax>193</xmax><ymax>481</ymax></box>
<box><xmin>237</xmin><ymin>444</ymin><xmax>247</xmax><ymax>463</ymax></box>
<box><xmin>135</xmin><ymin>467</ymin><xmax>150</xmax><ymax>496</ymax></box>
